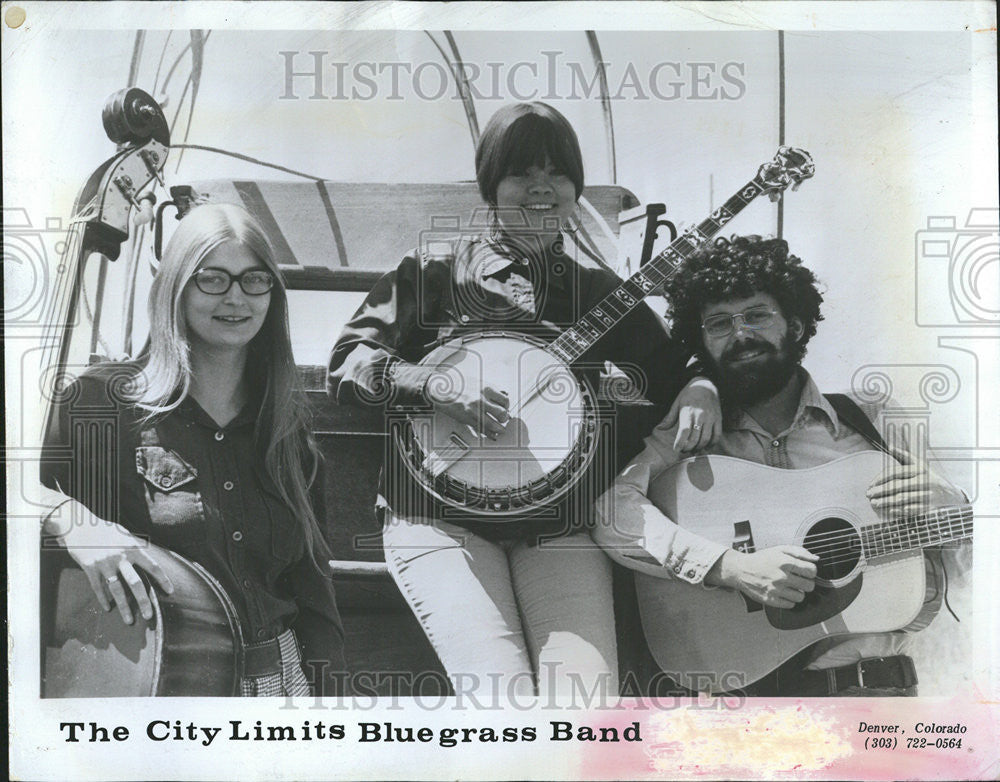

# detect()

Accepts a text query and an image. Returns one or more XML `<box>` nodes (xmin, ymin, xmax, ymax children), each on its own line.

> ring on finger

<box><xmin>106</xmin><ymin>575</ymin><xmax>121</xmax><ymax>585</ymax></box>
<box><xmin>693</xmin><ymin>424</ymin><xmax>703</xmax><ymax>430</ymax></box>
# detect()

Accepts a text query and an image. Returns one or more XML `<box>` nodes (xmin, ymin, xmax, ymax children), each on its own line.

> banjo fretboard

<box><xmin>546</xmin><ymin>148</ymin><xmax>812</xmax><ymax>365</ymax></box>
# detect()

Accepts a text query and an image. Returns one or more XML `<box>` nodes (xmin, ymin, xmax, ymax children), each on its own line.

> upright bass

<box><xmin>40</xmin><ymin>88</ymin><xmax>243</xmax><ymax>697</ymax></box>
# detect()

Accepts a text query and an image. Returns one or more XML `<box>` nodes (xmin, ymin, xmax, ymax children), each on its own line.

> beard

<box><xmin>703</xmin><ymin>331</ymin><xmax>800</xmax><ymax>409</ymax></box>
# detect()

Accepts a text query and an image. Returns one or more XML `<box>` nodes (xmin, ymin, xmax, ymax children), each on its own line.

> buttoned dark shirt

<box><xmin>328</xmin><ymin>234</ymin><xmax>695</xmax><ymax>539</ymax></box>
<box><xmin>41</xmin><ymin>364</ymin><xmax>345</xmax><ymax>692</ymax></box>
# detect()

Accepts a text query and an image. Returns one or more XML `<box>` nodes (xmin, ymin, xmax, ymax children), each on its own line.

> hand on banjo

<box><xmin>44</xmin><ymin>499</ymin><xmax>174</xmax><ymax>625</ymax></box>
<box><xmin>426</xmin><ymin>371</ymin><xmax>511</xmax><ymax>439</ymax></box>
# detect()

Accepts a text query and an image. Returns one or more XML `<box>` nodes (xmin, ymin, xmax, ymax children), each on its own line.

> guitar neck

<box><xmin>545</xmin><ymin>176</ymin><xmax>766</xmax><ymax>365</ymax></box>
<box><xmin>861</xmin><ymin>505</ymin><xmax>973</xmax><ymax>557</ymax></box>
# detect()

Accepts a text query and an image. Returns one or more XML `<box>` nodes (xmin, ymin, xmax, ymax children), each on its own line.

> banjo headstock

<box><xmin>756</xmin><ymin>146</ymin><xmax>815</xmax><ymax>202</ymax></box>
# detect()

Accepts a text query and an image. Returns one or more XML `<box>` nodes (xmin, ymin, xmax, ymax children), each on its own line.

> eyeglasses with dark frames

<box><xmin>192</xmin><ymin>267</ymin><xmax>275</xmax><ymax>296</ymax></box>
<box><xmin>702</xmin><ymin>305</ymin><xmax>778</xmax><ymax>338</ymax></box>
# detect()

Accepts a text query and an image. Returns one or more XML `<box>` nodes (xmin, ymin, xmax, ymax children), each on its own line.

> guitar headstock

<box><xmin>756</xmin><ymin>146</ymin><xmax>815</xmax><ymax>202</ymax></box>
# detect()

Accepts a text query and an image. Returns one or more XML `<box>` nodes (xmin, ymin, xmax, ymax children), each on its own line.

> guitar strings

<box><xmin>802</xmin><ymin>515</ymin><xmax>973</xmax><ymax>550</ymax></box>
<box><xmin>788</xmin><ymin>513</ymin><xmax>972</xmax><ymax>549</ymax></box>
<box><xmin>776</xmin><ymin>515</ymin><xmax>973</xmax><ymax>562</ymax></box>
<box><xmin>802</xmin><ymin>522</ymin><xmax>973</xmax><ymax>557</ymax></box>
<box><xmin>796</xmin><ymin>526</ymin><xmax>973</xmax><ymax>566</ymax></box>
<box><xmin>790</xmin><ymin>507</ymin><xmax>972</xmax><ymax>543</ymax></box>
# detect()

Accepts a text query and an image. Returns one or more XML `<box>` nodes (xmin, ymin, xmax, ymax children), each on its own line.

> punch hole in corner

<box><xmin>5</xmin><ymin>6</ymin><xmax>27</xmax><ymax>28</ymax></box>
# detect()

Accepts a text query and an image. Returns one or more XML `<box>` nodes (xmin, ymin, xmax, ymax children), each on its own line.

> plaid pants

<box><xmin>239</xmin><ymin>629</ymin><xmax>312</xmax><ymax>697</ymax></box>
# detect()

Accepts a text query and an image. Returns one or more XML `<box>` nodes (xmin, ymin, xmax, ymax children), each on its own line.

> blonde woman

<box><xmin>41</xmin><ymin>203</ymin><xmax>344</xmax><ymax>696</ymax></box>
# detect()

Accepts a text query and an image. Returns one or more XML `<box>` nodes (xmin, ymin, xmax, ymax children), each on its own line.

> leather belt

<box><xmin>744</xmin><ymin>654</ymin><xmax>917</xmax><ymax>696</ymax></box>
<box><xmin>817</xmin><ymin>655</ymin><xmax>917</xmax><ymax>694</ymax></box>
<box><xmin>240</xmin><ymin>636</ymin><xmax>283</xmax><ymax>678</ymax></box>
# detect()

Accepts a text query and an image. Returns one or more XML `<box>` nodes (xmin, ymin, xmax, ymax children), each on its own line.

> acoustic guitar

<box><xmin>633</xmin><ymin>451</ymin><xmax>973</xmax><ymax>693</ymax></box>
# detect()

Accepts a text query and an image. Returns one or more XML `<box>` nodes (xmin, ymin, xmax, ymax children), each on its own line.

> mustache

<box><xmin>721</xmin><ymin>339</ymin><xmax>777</xmax><ymax>362</ymax></box>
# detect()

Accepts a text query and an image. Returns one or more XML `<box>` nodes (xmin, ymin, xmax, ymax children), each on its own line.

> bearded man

<box><xmin>594</xmin><ymin>235</ymin><xmax>970</xmax><ymax>697</ymax></box>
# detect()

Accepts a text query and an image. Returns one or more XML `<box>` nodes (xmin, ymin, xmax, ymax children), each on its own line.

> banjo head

<box><xmin>400</xmin><ymin>332</ymin><xmax>599</xmax><ymax>516</ymax></box>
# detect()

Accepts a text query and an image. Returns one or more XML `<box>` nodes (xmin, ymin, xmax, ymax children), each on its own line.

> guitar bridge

<box><xmin>733</xmin><ymin>520</ymin><xmax>763</xmax><ymax>614</ymax></box>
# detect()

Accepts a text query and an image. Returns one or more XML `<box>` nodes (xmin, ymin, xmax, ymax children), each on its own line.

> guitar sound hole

<box><xmin>803</xmin><ymin>517</ymin><xmax>861</xmax><ymax>581</ymax></box>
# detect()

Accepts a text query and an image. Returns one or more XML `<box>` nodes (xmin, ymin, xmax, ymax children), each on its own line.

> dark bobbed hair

<box><xmin>665</xmin><ymin>235</ymin><xmax>825</xmax><ymax>362</ymax></box>
<box><xmin>475</xmin><ymin>102</ymin><xmax>585</xmax><ymax>204</ymax></box>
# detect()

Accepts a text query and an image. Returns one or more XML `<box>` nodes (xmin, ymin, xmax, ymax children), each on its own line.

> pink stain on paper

<box><xmin>567</xmin><ymin>697</ymin><xmax>1000</xmax><ymax>780</ymax></box>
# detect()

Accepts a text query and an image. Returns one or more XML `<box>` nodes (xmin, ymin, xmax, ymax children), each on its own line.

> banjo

<box><xmin>395</xmin><ymin>147</ymin><xmax>815</xmax><ymax>517</ymax></box>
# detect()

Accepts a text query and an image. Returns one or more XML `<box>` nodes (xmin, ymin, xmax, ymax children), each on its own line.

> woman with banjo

<box><xmin>329</xmin><ymin>101</ymin><xmax>721</xmax><ymax>698</ymax></box>
<box><xmin>40</xmin><ymin>203</ymin><xmax>345</xmax><ymax>697</ymax></box>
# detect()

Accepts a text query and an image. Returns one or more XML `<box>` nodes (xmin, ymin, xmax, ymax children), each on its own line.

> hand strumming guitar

<box><xmin>43</xmin><ymin>497</ymin><xmax>174</xmax><ymax>625</ymax></box>
<box><xmin>424</xmin><ymin>370</ymin><xmax>511</xmax><ymax>439</ymax></box>
<box><xmin>705</xmin><ymin>546</ymin><xmax>819</xmax><ymax>609</ymax></box>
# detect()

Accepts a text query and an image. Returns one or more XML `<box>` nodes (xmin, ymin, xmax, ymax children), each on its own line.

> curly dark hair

<box><xmin>664</xmin><ymin>235</ymin><xmax>824</xmax><ymax>362</ymax></box>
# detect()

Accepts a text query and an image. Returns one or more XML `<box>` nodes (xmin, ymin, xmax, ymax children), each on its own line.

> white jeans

<box><xmin>383</xmin><ymin>511</ymin><xmax>618</xmax><ymax>702</ymax></box>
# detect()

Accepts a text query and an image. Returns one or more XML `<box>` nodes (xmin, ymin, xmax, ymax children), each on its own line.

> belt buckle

<box><xmin>855</xmin><ymin>656</ymin><xmax>890</xmax><ymax>689</ymax></box>
<box><xmin>855</xmin><ymin>659</ymin><xmax>870</xmax><ymax>688</ymax></box>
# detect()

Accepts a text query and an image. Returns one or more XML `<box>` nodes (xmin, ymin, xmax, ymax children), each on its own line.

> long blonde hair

<box><xmin>136</xmin><ymin>203</ymin><xmax>328</xmax><ymax>563</ymax></box>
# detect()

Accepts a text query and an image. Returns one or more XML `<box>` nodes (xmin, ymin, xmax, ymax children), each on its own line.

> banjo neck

<box><xmin>545</xmin><ymin>146</ymin><xmax>815</xmax><ymax>366</ymax></box>
<box><xmin>403</xmin><ymin>148</ymin><xmax>814</xmax><ymax>517</ymax></box>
